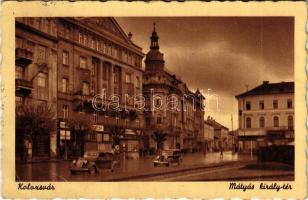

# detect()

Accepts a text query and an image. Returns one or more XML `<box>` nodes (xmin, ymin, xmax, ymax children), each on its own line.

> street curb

<box><xmin>103</xmin><ymin>161</ymin><xmax>240</xmax><ymax>181</ymax></box>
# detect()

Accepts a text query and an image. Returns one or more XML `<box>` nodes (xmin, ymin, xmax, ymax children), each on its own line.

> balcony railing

<box><xmin>100</xmin><ymin>117</ymin><xmax>143</xmax><ymax>129</ymax></box>
<box><xmin>16</xmin><ymin>79</ymin><xmax>33</xmax><ymax>96</ymax></box>
<box><xmin>16</xmin><ymin>48</ymin><xmax>34</xmax><ymax>66</ymax></box>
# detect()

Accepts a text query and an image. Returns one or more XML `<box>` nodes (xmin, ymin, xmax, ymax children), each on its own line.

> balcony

<box><xmin>100</xmin><ymin>117</ymin><xmax>143</xmax><ymax>130</ymax></box>
<box><xmin>15</xmin><ymin>79</ymin><xmax>33</xmax><ymax>96</ymax></box>
<box><xmin>15</xmin><ymin>48</ymin><xmax>34</xmax><ymax>66</ymax></box>
<box><xmin>72</xmin><ymin>94</ymin><xmax>93</xmax><ymax>112</ymax></box>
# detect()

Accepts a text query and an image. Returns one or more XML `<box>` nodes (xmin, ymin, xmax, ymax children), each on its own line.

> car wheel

<box><xmin>89</xmin><ymin>166</ymin><xmax>96</xmax><ymax>175</ymax></box>
<box><xmin>154</xmin><ymin>163</ymin><xmax>158</xmax><ymax>167</ymax></box>
<box><xmin>70</xmin><ymin>170</ymin><xmax>76</xmax><ymax>175</ymax></box>
<box><xmin>166</xmin><ymin>163</ymin><xmax>170</xmax><ymax>167</ymax></box>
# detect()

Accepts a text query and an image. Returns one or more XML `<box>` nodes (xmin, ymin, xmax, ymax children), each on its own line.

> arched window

<box><xmin>246</xmin><ymin>117</ymin><xmax>251</xmax><ymax>128</ymax></box>
<box><xmin>288</xmin><ymin>116</ymin><xmax>293</xmax><ymax>130</ymax></box>
<box><xmin>259</xmin><ymin>117</ymin><xmax>265</xmax><ymax>128</ymax></box>
<box><xmin>273</xmin><ymin>116</ymin><xmax>279</xmax><ymax>127</ymax></box>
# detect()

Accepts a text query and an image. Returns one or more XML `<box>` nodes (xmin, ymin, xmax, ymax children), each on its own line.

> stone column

<box><xmin>97</xmin><ymin>59</ymin><xmax>102</xmax><ymax>94</ymax></box>
<box><xmin>109</xmin><ymin>63</ymin><xmax>114</xmax><ymax>96</ymax></box>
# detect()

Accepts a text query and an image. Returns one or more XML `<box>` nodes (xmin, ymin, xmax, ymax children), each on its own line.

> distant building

<box><xmin>15</xmin><ymin>17</ymin><xmax>144</xmax><ymax>160</ymax></box>
<box><xmin>235</xmin><ymin>81</ymin><xmax>294</xmax><ymax>153</ymax></box>
<box><xmin>200</xmin><ymin>120</ymin><xmax>215</xmax><ymax>152</ymax></box>
<box><xmin>205</xmin><ymin>117</ymin><xmax>230</xmax><ymax>151</ymax></box>
<box><xmin>143</xmin><ymin>24</ymin><xmax>205</xmax><ymax>153</ymax></box>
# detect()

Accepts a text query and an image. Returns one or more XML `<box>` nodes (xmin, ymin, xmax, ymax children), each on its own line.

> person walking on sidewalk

<box><xmin>220</xmin><ymin>146</ymin><xmax>224</xmax><ymax>159</ymax></box>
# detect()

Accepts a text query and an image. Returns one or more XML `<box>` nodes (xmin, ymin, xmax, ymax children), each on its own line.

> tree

<box><xmin>151</xmin><ymin>130</ymin><xmax>167</xmax><ymax>152</ymax></box>
<box><xmin>109</xmin><ymin>126</ymin><xmax>125</xmax><ymax>147</ymax></box>
<box><xmin>67</xmin><ymin>114</ymin><xmax>94</xmax><ymax>157</ymax></box>
<box><xmin>16</xmin><ymin>103</ymin><xmax>56</xmax><ymax>157</ymax></box>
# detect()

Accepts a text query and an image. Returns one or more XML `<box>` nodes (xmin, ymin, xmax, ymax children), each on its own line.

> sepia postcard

<box><xmin>1</xmin><ymin>1</ymin><xmax>307</xmax><ymax>199</ymax></box>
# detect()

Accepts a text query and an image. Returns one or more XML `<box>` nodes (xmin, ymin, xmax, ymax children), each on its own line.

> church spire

<box><xmin>150</xmin><ymin>22</ymin><xmax>159</xmax><ymax>50</ymax></box>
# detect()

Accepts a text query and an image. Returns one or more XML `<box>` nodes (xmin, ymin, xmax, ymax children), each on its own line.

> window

<box><xmin>78</xmin><ymin>32</ymin><xmax>83</xmax><ymax>43</ymax></box>
<box><xmin>37</xmin><ymin>72</ymin><xmax>47</xmax><ymax>87</ymax></box>
<box><xmin>83</xmin><ymin>34</ymin><xmax>87</xmax><ymax>45</ymax></box>
<box><xmin>89</xmin><ymin>133</ymin><xmax>96</xmax><ymax>141</ymax></box>
<box><xmin>62</xmin><ymin>78</ymin><xmax>68</xmax><ymax>93</ymax></box>
<box><xmin>259</xmin><ymin>101</ymin><xmax>264</xmax><ymax>110</ymax></box>
<box><xmin>80</xmin><ymin>56</ymin><xmax>87</xmax><ymax>69</ymax></box>
<box><xmin>287</xmin><ymin>99</ymin><xmax>292</xmax><ymax>109</ymax></box>
<box><xmin>96</xmin><ymin>40</ymin><xmax>100</xmax><ymax>51</ymax></box>
<box><xmin>82</xmin><ymin>82</ymin><xmax>90</xmax><ymax>95</ymax></box>
<box><xmin>157</xmin><ymin>115</ymin><xmax>162</xmax><ymax>124</ymax></box>
<box><xmin>259</xmin><ymin>117</ymin><xmax>265</xmax><ymax>128</ymax></box>
<box><xmin>114</xmin><ymin>67</ymin><xmax>120</xmax><ymax>83</ymax></box>
<box><xmin>136</xmin><ymin>76</ymin><xmax>141</xmax><ymax>88</ymax></box>
<box><xmin>63</xmin><ymin>105</ymin><xmax>68</xmax><ymax>119</ymax></box>
<box><xmin>273</xmin><ymin>100</ymin><xmax>278</xmax><ymax>109</ymax></box>
<box><xmin>16</xmin><ymin>66</ymin><xmax>24</xmax><ymax>79</ymax></box>
<box><xmin>91</xmin><ymin>38</ymin><xmax>95</xmax><ymax>49</ymax></box>
<box><xmin>273</xmin><ymin>116</ymin><xmax>279</xmax><ymax>127</ymax></box>
<box><xmin>246</xmin><ymin>101</ymin><xmax>251</xmax><ymax>110</ymax></box>
<box><xmin>246</xmin><ymin>117</ymin><xmax>251</xmax><ymax>128</ymax></box>
<box><xmin>288</xmin><ymin>116</ymin><xmax>293</xmax><ymax>130</ymax></box>
<box><xmin>103</xmin><ymin>134</ymin><xmax>110</xmax><ymax>142</ymax></box>
<box><xmin>155</xmin><ymin>98</ymin><xmax>161</xmax><ymax>107</ymax></box>
<box><xmin>62</xmin><ymin>51</ymin><xmax>69</xmax><ymax>65</ymax></box>
<box><xmin>125</xmin><ymin>73</ymin><xmax>131</xmax><ymax>83</ymax></box>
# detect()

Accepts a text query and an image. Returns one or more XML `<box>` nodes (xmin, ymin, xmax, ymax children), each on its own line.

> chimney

<box><xmin>128</xmin><ymin>32</ymin><xmax>133</xmax><ymax>40</ymax></box>
<box><xmin>263</xmin><ymin>81</ymin><xmax>269</xmax><ymax>85</ymax></box>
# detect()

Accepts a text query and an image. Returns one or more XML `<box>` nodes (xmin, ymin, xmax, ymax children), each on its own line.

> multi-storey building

<box><xmin>200</xmin><ymin>120</ymin><xmax>215</xmax><ymax>152</ymax></box>
<box><xmin>15</xmin><ymin>17</ymin><xmax>144</xmax><ymax>160</ymax></box>
<box><xmin>143</xmin><ymin>24</ymin><xmax>205</xmax><ymax>153</ymax></box>
<box><xmin>235</xmin><ymin>81</ymin><xmax>294</xmax><ymax>152</ymax></box>
<box><xmin>205</xmin><ymin>116</ymin><xmax>229</xmax><ymax>151</ymax></box>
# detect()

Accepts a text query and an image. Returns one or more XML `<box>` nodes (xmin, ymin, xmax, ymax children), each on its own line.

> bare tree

<box><xmin>151</xmin><ymin>130</ymin><xmax>167</xmax><ymax>153</ymax></box>
<box><xmin>67</xmin><ymin>114</ymin><xmax>94</xmax><ymax>157</ymax></box>
<box><xmin>109</xmin><ymin>126</ymin><xmax>125</xmax><ymax>148</ymax></box>
<box><xmin>16</xmin><ymin>103</ymin><xmax>55</xmax><ymax>158</ymax></box>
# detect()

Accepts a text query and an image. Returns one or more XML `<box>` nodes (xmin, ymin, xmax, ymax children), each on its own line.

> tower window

<box><xmin>287</xmin><ymin>99</ymin><xmax>292</xmax><ymax>109</ymax></box>
<box><xmin>273</xmin><ymin>100</ymin><xmax>278</xmax><ymax>109</ymax></box>
<box><xmin>259</xmin><ymin>101</ymin><xmax>264</xmax><ymax>110</ymax></box>
<box><xmin>246</xmin><ymin>101</ymin><xmax>251</xmax><ymax>110</ymax></box>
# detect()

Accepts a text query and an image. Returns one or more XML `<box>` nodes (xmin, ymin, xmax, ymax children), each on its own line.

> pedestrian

<box><xmin>203</xmin><ymin>147</ymin><xmax>207</xmax><ymax>157</ymax></box>
<box><xmin>220</xmin><ymin>146</ymin><xmax>224</xmax><ymax>158</ymax></box>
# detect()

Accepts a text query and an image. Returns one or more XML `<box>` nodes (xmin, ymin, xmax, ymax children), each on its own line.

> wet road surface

<box><xmin>16</xmin><ymin>151</ymin><xmax>255</xmax><ymax>181</ymax></box>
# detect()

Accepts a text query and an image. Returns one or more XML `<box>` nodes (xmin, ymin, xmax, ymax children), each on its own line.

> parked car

<box><xmin>70</xmin><ymin>151</ymin><xmax>120</xmax><ymax>175</ymax></box>
<box><xmin>153</xmin><ymin>149</ymin><xmax>182</xmax><ymax>167</ymax></box>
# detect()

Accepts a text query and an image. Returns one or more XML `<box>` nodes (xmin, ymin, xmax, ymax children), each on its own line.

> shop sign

<box><xmin>93</xmin><ymin>125</ymin><xmax>104</xmax><ymax>132</ymax></box>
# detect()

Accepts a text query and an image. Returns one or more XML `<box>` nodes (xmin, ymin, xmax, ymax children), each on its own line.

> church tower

<box><xmin>145</xmin><ymin>23</ymin><xmax>165</xmax><ymax>72</ymax></box>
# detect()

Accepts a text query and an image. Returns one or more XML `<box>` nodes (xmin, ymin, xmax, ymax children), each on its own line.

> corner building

<box><xmin>15</xmin><ymin>17</ymin><xmax>144</xmax><ymax>160</ymax></box>
<box><xmin>235</xmin><ymin>81</ymin><xmax>294</xmax><ymax>153</ymax></box>
<box><xmin>143</xmin><ymin>25</ymin><xmax>205</xmax><ymax>153</ymax></box>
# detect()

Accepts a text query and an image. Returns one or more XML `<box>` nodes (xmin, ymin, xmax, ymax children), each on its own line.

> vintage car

<box><xmin>70</xmin><ymin>151</ymin><xmax>120</xmax><ymax>175</ymax></box>
<box><xmin>153</xmin><ymin>149</ymin><xmax>182</xmax><ymax>167</ymax></box>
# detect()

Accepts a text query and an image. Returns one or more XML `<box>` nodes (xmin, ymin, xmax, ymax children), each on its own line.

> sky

<box><xmin>116</xmin><ymin>17</ymin><xmax>294</xmax><ymax>129</ymax></box>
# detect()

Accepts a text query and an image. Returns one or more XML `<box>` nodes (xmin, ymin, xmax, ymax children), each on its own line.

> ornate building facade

<box><xmin>15</xmin><ymin>17</ymin><xmax>144</xmax><ymax>160</ymax></box>
<box><xmin>143</xmin><ymin>25</ymin><xmax>205</xmax><ymax>153</ymax></box>
<box><xmin>235</xmin><ymin>81</ymin><xmax>294</xmax><ymax>153</ymax></box>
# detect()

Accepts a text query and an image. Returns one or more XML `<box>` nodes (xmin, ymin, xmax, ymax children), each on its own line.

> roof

<box><xmin>235</xmin><ymin>81</ymin><xmax>294</xmax><ymax>98</ymax></box>
<box><xmin>205</xmin><ymin>117</ymin><xmax>229</xmax><ymax>130</ymax></box>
